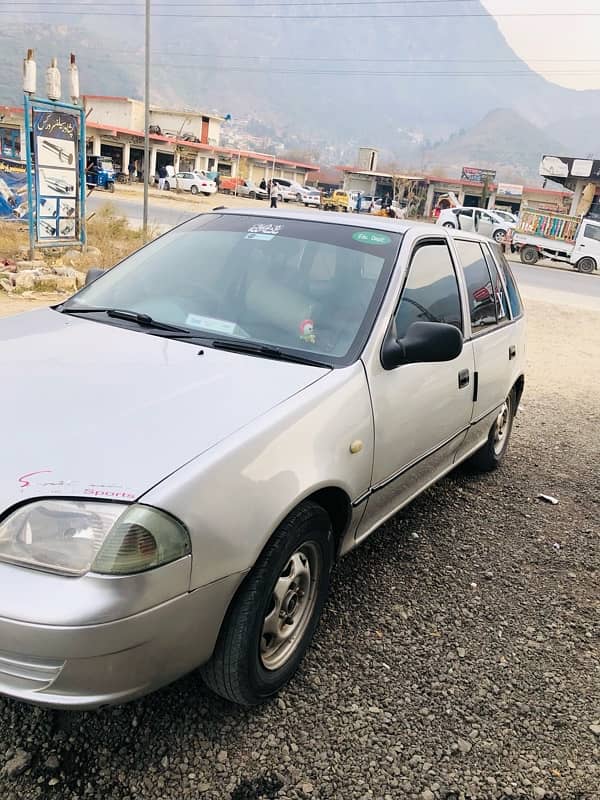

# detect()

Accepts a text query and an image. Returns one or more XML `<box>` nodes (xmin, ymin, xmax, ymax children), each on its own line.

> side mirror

<box><xmin>382</xmin><ymin>321</ymin><xmax>463</xmax><ymax>370</ymax></box>
<box><xmin>84</xmin><ymin>268</ymin><xmax>106</xmax><ymax>286</ymax></box>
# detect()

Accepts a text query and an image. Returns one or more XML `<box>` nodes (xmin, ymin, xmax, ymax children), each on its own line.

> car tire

<box><xmin>190</xmin><ymin>185</ymin><xmax>199</xmax><ymax>195</ymax></box>
<box><xmin>442</xmin><ymin>222</ymin><xmax>456</xmax><ymax>229</ymax></box>
<box><xmin>201</xmin><ymin>501</ymin><xmax>335</xmax><ymax>706</ymax></box>
<box><xmin>493</xmin><ymin>229</ymin><xmax>506</xmax><ymax>243</ymax></box>
<box><xmin>520</xmin><ymin>245</ymin><xmax>539</xmax><ymax>265</ymax></box>
<box><xmin>164</xmin><ymin>181</ymin><xmax>170</xmax><ymax>191</ymax></box>
<box><xmin>296</xmin><ymin>193</ymin><xmax>303</xmax><ymax>202</ymax></box>
<box><xmin>576</xmin><ymin>256</ymin><xmax>596</xmax><ymax>274</ymax></box>
<box><xmin>468</xmin><ymin>392</ymin><xmax>514</xmax><ymax>472</ymax></box>
<box><xmin>249</xmin><ymin>191</ymin><xmax>256</xmax><ymax>200</ymax></box>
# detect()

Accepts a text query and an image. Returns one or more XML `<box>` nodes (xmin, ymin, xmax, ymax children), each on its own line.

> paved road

<box><xmin>87</xmin><ymin>192</ymin><xmax>197</xmax><ymax>232</ymax></box>
<box><xmin>509</xmin><ymin>258</ymin><xmax>600</xmax><ymax>311</ymax></box>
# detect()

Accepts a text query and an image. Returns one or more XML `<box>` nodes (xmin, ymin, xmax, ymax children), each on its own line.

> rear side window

<box><xmin>489</xmin><ymin>242</ymin><xmax>523</xmax><ymax>318</ymax></box>
<box><xmin>583</xmin><ymin>224</ymin><xmax>600</xmax><ymax>242</ymax></box>
<box><xmin>454</xmin><ymin>239</ymin><xmax>501</xmax><ymax>332</ymax></box>
<box><xmin>394</xmin><ymin>241</ymin><xmax>463</xmax><ymax>339</ymax></box>
<box><xmin>482</xmin><ymin>245</ymin><xmax>510</xmax><ymax>322</ymax></box>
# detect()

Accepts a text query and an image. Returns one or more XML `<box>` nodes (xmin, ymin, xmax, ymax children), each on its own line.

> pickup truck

<box><xmin>322</xmin><ymin>190</ymin><xmax>350</xmax><ymax>212</ymax></box>
<box><xmin>512</xmin><ymin>209</ymin><xmax>600</xmax><ymax>273</ymax></box>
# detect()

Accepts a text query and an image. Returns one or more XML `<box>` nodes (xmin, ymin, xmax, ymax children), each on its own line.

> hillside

<box><xmin>2</xmin><ymin>0</ymin><xmax>599</xmax><ymax>172</ymax></box>
<box><xmin>423</xmin><ymin>109</ymin><xmax>568</xmax><ymax>183</ymax></box>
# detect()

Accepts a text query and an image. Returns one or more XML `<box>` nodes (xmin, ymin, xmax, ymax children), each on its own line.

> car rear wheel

<box><xmin>520</xmin><ymin>245</ymin><xmax>539</xmax><ymax>265</ymax></box>
<box><xmin>442</xmin><ymin>222</ymin><xmax>456</xmax><ymax>229</ymax></box>
<box><xmin>164</xmin><ymin>181</ymin><xmax>170</xmax><ymax>191</ymax></box>
<box><xmin>468</xmin><ymin>392</ymin><xmax>514</xmax><ymax>472</ymax></box>
<box><xmin>493</xmin><ymin>229</ymin><xmax>506</xmax><ymax>243</ymax></box>
<box><xmin>201</xmin><ymin>501</ymin><xmax>334</xmax><ymax>706</ymax></box>
<box><xmin>190</xmin><ymin>185</ymin><xmax>199</xmax><ymax>195</ymax></box>
<box><xmin>577</xmin><ymin>256</ymin><xmax>596</xmax><ymax>274</ymax></box>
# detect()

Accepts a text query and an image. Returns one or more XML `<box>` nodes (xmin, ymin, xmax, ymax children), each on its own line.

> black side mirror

<box><xmin>84</xmin><ymin>268</ymin><xmax>106</xmax><ymax>286</ymax></box>
<box><xmin>382</xmin><ymin>321</ymin><xmax>463</xmax><ymax>369</ymax></box>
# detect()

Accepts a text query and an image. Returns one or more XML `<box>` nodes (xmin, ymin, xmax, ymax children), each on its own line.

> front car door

<box><xmin>458</xmin><ymin>208</ymin><xmax>475</xmax><ymax>232</ymax></box>
<box><xmin>478</xmin><ymin>211</ymin><xmax>495</xmax><ymax>238</ymax></box>
<box><xmin>358</xmin><ymin>236</ymin><xmax>475</xmax><ymax>538</ymax></box>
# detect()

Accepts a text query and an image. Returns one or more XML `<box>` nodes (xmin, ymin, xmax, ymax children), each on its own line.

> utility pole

<box><xmin>143</xmin><ymin>0</ymin><xmax>150</xmax><ymax>239</ymax></box>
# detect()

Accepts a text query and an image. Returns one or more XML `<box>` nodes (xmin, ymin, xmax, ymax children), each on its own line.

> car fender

<box><xmin>141</xmin><ymin>362</ymin><xmax>374</xmax><ymax>589</ymax></box>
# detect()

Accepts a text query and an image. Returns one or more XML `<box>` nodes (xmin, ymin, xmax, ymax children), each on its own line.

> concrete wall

<box><xmin>84</xmin><ymin>98</ymin><xmax>143</xmax><ymax>131</ymax></box>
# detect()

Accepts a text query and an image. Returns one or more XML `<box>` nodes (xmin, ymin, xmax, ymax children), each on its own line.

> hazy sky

<box><xmin>481</xmin><ymin>0</ymin><xmax>600</xmax><ymax>90</ymax></box>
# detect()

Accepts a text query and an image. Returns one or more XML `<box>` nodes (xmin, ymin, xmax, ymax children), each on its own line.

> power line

<box><xmin>2</xmin><ymin>8</ymin><xmax>599</xmax><ymax>16</ymax></box>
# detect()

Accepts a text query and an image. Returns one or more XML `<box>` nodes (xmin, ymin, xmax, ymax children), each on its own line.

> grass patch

<box><xmin>0</xmin><ymin>203</ymin><xmax>155</xmax><ymax>271</ymax></box>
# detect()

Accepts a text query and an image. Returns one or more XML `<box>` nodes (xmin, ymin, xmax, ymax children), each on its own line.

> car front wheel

<box><xmin>442</xmin><ymin>221</ymin><xmax>456</xmax><ymax>229</ymax></box>
<box><xmin>468</xmin><ymin>392</ymin><xmax>514</xmax><ymax>472</ymax></box>
<box><xmin>201</xmin><ymin>501</ymin><xmax>335</xmax><ymax>706</ymax></box>
<box><xmin>577</xmin><ymin>256</ymin><xmax>596</xmax><ymax>274</ymax></box>
<box><xmin>493</xmin><ymin>229</ymin><xmax>506</xmax><ymax>243</ymax></box>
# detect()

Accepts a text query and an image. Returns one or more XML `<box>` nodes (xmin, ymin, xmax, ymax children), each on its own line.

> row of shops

<box><xmin>0</xmin><ymin>95</ymin><xmax>318</xmax><ymax>186</ymax></box>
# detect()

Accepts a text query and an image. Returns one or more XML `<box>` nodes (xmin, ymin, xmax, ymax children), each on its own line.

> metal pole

<box><xmin>23</xmin><ymin>94</ymin><xmax>36</xmax><ymax>260</ymax></box>
<box><xmin>143</xmin><ymin>0</ymin><xmax>150</xmax><ymax>239</ymax></box>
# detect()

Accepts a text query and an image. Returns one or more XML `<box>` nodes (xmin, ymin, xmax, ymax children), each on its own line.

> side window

<box><xmin>489</xmin><ymin>242</ymin><xmax>523</xmax><ymax>318</ymax></box>
<box><xmin>583</xmin><ymin>224</ymin><xmax>600</xmax><ymax>242</ymax></box>
<box><xmin>394</xmin><ymin>241</ymin><xmax>463</xmax><ymax>339</ymax></box>
<box><xmin>482</xmin><ymin>244</ymin><xmax>510</xmax><ymax>322</ymax></box>
<box><xmin>454</xmin><ymin>239</ymin><xmax>499</xmax><ymax>331</ymax></box>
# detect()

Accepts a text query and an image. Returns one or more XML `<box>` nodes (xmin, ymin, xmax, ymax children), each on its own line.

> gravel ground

<box><xmin>0</xmin><ymin>295</ymin><xmax>599</xmax><ymax>800</ymax></box>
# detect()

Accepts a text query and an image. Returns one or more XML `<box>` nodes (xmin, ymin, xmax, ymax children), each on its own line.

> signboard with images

<box><xmin>32</xmin><ymin>107</ymin><xmax>81</xmax><ymax>242</ymax></box>
<box><xmin>540</xmin><ymin>154</ymin><xmax>600</xmax><ymax>181</ymax></box>
<box><xmin>461</xmin><ymin>166</ymin><xmax>497</xmax><ymax>184</ymax></box>
<box><xmin>0</xmin><ymin>159</ymin><xmax>28</xmax><ymax>220</ymax></box>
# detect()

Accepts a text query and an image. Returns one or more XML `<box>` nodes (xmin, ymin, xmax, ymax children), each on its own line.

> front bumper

<box><xmin>0</xmin><ymin>571</ymin><xmax>244</xmax><ymax>709</ymax></box>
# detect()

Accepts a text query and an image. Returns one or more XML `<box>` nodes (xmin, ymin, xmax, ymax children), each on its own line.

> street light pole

<box><xmin>143</xmin><ymin>0</ymin><xmax>150</xmax><ymax>239</ymax></box>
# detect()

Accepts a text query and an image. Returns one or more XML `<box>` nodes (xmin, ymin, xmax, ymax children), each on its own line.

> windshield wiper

<box><xmin>211</xmin><ymin>338</ymin><xmax>331</xmax><ymax>368</ymax></box>
<box><xmin>58</xmin><ymin>306</ymin><xmax>192</xmax><ymax>334</ymax></box>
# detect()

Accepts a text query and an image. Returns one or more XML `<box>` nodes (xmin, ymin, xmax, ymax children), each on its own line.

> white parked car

<box><xmin>236</xmin><ymin>180</ymin><xmax>268</xmax><ymax>200</ymax></box>
<box><xmin>272</xmin><ymin>179</ymin><xmax>311</xmax><ymax>203</ymax></box>
<box><xmin>303</xmin><ymin>188</ymin><xmax>321</xmax><ymax>207</ymax></box>
<box><xmin>164</xmin><ymin>171</ymin><xmax>217</xmax><ymax>196</ymax></box>
<box><xmin>0</xmin><ymin>211</ymin><xmax>525</xmax><ymax>709</ymax></box>
<box><xmin>493</xmin><ymin>209</ymin><xmax>518</xmax><ymax>225</ymax></box>
<box><xmin>438</xmin><ymin>207</ymin><xmax>516</xmax><ymax>244</ymax></box>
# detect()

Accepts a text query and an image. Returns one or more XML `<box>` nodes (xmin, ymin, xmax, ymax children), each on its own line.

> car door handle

<box><xmin>458</xmin><ymin>369</ymin><xmax>470</xmax><ymax>389</ymax></box>
<box><xmin>509</xmin><ymin>345</ymin><xmax>516</xmax><ymax>360</ymax></box>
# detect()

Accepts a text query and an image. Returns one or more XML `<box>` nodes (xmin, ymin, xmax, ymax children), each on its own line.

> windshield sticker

<box><xmin>352</xmin><ymin>231</ymin><xmax>391</xmax><ymax>246</ymax></box>
<box><xmin>246</xmin><ymin>223</ymin><xmax>283</xmax><ymax>241</ymax></box>
<box><xmin>186</xmin><ymin>314</ymin><xmax>239</xmax><ymax>335</ymax></box>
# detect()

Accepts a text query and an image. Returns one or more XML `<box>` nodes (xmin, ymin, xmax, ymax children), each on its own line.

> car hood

<box><xmin>0</xmin><ymin>308</ymin><xmax>328</xmax><ymax>509</ymax></box>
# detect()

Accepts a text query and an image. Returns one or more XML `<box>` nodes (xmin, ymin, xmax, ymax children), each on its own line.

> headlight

<box><xmin>0</xmin><ymin>501</ymin><xmax>191</xmax><ymax>577</ymax></box>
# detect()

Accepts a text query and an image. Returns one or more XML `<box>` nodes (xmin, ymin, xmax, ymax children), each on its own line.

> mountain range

<box><xmin>2</xmin><ymin>1</ymin><xmax>599</xmax><ymax>181</ymax></box>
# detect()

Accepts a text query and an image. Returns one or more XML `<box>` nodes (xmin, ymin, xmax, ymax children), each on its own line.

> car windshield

<box><xmin>62</xmin><ymin>214</ymin><xmax>402</xmax><ymax>366</ymax></box>
<box><xmin>494</xmin><ymin>210</ymin><xmax>516</xmax><ymax>222</ymax></box>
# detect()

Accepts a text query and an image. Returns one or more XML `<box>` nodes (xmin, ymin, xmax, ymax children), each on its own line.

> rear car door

<box><xmin>458</xmin><ymin>208</ymin><xmax>475</xmax><ymax>232</ymax></box>
<box><xmin>361</xmin><ymin>237</ymin><xmax>474</xmax><ymax>528</ymax></box>
<box><xmin>478</xmin><ymin>211</ymin><xmax>495</xmax><ymax>238</ymax></box>
<box><xmin>451</xmin><ymin>238</ymin><xmax>520</xmax><ymax>455</ymax></box>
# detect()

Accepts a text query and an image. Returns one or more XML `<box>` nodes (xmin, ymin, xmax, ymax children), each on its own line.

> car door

<box><xmin>175</xmin><ymin>172</ymin><xmax>189</xmax><ymax>191</ymax></box>
<box><xmin>450</xmin><ymin>238</ymin><xmax>518</xmax><ymax>456</ymax></box>
<box><xmin>458</xmin><ymin>208</ymin><xmax>474</xmax><ymax>232</ymax></box>
<box><xmin>478</xmin><ymin>211</ymin><xmax>495</xmax><ymax>238</ymax></box>
<box><xmin>359</xmin><ymin>238</ymin><xmax>475</xmax><ymax>534</ymax></box>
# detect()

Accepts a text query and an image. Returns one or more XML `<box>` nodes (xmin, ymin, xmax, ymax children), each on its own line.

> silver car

<box><xmin>0</xmin><ymin>211</ymin><xmax>526</xmax><ymax>709</ymax></box>
<box><xmin>438</xmin><ymin>206</ymin><xmax>516</xmax><ymax>244</ymax></box>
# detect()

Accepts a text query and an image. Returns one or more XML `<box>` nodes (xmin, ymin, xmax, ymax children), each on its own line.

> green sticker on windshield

<box><xmin>352</xmin><ymin>231</ymin><xmax>391</xmax><ymax>246</ymax></box>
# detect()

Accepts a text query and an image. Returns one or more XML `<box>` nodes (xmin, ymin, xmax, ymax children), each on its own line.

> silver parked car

<box><xmin>0</xmin><ymin>211</ymin><xmax>526</xmax><ymax>709</ymax></box>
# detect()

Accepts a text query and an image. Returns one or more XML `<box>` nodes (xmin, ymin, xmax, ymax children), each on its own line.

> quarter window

<box><xmin>482</xmin><ymin>245</ymin><xmax>510</xmax><ymax>322</ymax></box>
<box><xmin>394</xmin><ymin>241</ymin><xmax>463</xmax><ymax>339</ymax></box>
<box><xmin>454</xmin><ymin>239</ymin><xmax>500</xmax><ymax>331</ymax></box>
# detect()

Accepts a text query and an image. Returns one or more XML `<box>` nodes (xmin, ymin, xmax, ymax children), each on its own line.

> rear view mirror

<box><xmin>382</xmin><ymin>321</ymin><xmax>463</xmax><ymax>369</ymax></box>
<box><xmin>84</xmin><ymin>268</ymin><xmax>106</xmax><ymax>286</ymax></box>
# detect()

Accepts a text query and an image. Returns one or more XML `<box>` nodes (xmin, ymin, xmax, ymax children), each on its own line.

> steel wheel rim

<box><xmin>260</xmin><ymin>542</ymin><xmax>320</xmax><ymax>671</ymax></box>
<box><xmin>493</xmin><ymin>397</ymin><xmax>511</xmax><ymax>455</ymax></box>
<box><xmin>494</xmin><ymin>230</ymin><xmax>505</xmax><ymax>242</ymax></box>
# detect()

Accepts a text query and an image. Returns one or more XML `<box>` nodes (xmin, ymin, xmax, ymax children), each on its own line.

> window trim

<box><xmin>453</xmin><ymin>237</ymin><xmax>514</xmax><ymax>339</ymax></box>
<box><xmin>380</xmin><ymin>236</ymin><xmax>465</xmax><ymax>369</ymax></box>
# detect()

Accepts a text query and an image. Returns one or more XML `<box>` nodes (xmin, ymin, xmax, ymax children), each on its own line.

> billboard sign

<box><xmin>497</xmin><ymin>182</ymin><xmax>523</xmax><ymax>197</ymax></box>
<box><xmin>33</xmin><ymin>107</ymin><xmax>80</xmax><ymax>242</ymax></box>
<box><xmin>540</xmin><ymin>155</ymin><xmax>600</xmax><ymax>181</ymax></box>
<box><xmin>461</xmin><ymin>166</ymin><xmax>497</xmax><ymax>184</ymax></box>
<box><xmin>0</xmin><ymin>160</ymin><xmax>29</xmax><ymax>220</ymax></box>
